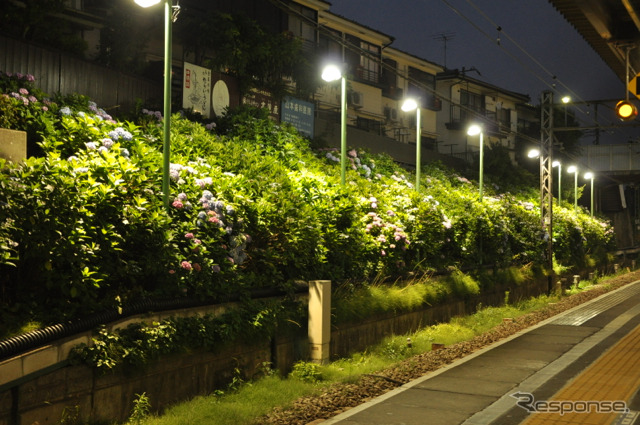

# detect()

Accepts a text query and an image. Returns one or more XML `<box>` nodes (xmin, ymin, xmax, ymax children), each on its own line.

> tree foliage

<box><xmin>178</xmin><ymin>11</ymin><xmax>312</xmax><ymax>99</ymax></box>
<box><xmin>0</xmin><ymin>0</ymin><xmax>87</xmax><ymax>55</ymax></box>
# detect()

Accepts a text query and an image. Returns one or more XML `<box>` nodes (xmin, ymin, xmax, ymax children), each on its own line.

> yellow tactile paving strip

<box><xmin>521</xmin><ymin>323</ymin><xmax>640</xmax><ymax>425</ymax></box>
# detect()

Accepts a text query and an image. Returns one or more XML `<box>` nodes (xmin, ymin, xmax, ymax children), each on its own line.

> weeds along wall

<box><xmin>0</xmin><ymin>275</ymin><xmax>551</xmax><ymax>424</ymax></box>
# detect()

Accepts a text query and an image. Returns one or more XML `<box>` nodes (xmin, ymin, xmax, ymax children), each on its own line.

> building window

<box><xmin>460</xmin><ymin>90</ymin><xmax>484</xmax><ymax>113</ymax></box>
<box><xmin>319</xmin><ymin>29</ymin><xmax>342</xmax><ymax>60</ymax></box>
<box><xmin>381</xmin><ymin>59</ymin><xmax>402</xmax><ymax>99</ymax></box>
<box><xmin>344</xmin><ymin>35</ymin><xmax>380</xmax><ymax>84</ymax></box>
<box><xmin>498</xmin><ymin>107</ymin><xmax>511</xmax><ymax>127</ymax></box>
<box><xmin>408</xmin><ymin>67</ymin><xmax>435</xmax><ymax>99</ymax></box>
<box><xmin>356</xmin><ymin>116</ymin><xmax>382</xmax><ymax>134</ymax></box>
<box><xmin>288</xmin><ymin>4</ymin><xmax>317</xmax><ymax>47</ymax></box>
<box><xmin>359</xmin><ymin>41</ymin><xmax>380</xmax><ymax>84</ymax></box>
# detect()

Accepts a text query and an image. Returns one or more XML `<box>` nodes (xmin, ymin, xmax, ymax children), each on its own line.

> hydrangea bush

<box><xmin>0</xmin><ymin>71</ymin><xmax>616</xmax><ymax>327</ymax></box>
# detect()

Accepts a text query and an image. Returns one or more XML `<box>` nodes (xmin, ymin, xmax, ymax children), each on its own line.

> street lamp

<box><xmin>135</xmin><ymin>0</ymin><xmax>173</xmax><ymax>208</ymax></box>
<box><xmin>467</xmin><ymin>124</ymin><xmax>484</xmax><ymax>199</ymax></box>
<box><xmin>527</xmin><ymin>148</ymin><xmax>540</xmax><ymax>158</ymax></box>
<box><xmin>568</xmin><ymin>165</ymin><xmax>578</xmax><ymax>210</ymax></box>
<box><xmin>584</xmin><ymin>172</ymin><xmax>594</xmax><ymax>216</ymax></box>
<box><xmin>322</xmin><ymin>64</ymin><xmax>347</xmax><ymax>185</ymax></box>
<box><xmin>401</xmin><ymin>98</ymin><xmax>421</xmax><ymax>191</ymax></box>
<box><xmin>552</xmin><ymin>160</ymin><xmax>562</xmax><ymax>205</ymax></box>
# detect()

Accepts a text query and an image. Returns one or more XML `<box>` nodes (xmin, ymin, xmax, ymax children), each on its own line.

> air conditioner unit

<box><xmin>350</xmin><ymin>92</ymin><xmax>364</xmax><ymax>108</ymax></box>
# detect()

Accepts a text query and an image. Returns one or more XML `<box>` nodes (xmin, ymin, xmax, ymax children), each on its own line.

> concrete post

<box><xmin>0</xmin><ymin>128</ymin><xmax>27</xmax><ymax>162</ymax></box>
<box><xmin>308</xmin><ymin>280</ymin><xmax>331</xmax><ymax>364</ymax></box>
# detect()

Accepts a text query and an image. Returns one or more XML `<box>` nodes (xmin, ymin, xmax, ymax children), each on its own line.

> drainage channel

<box><xmin>551</xmin><ymin>282</ymin><xmax>640</xmax><ymax>326</ymax></box>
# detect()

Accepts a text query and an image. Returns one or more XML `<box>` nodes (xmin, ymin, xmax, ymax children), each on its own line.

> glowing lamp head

<box><xmin>567</xmin><ymin>165</ymin><xmax>577</xmax><ymax>174</ymax></box>
<box><xmin>401</xmin><ymin>98</ymin><xmax>418</xmax><ymax>112</ymax></box>
<box><xmin>561</xmin><ymin>96</ymin><xmax>571</xmax><ymax>104</ymax></box>
<box><xmin>584</xmin><ymin>172</ymin><xmax>594</xmax><ymax>180</ymax></box>
<box><xmin>615</xmin><ymin>100</ymin><xmax>638</xmax><ymax>121</ymax></box>
<box><xmin>321</xmin><ymin>64</ymin><xmax>342</xmax><ymax>82</ymax></box>
<box><xmin>552</xmin><ymin>160</ymin><xmax>561</xmax><ymax>168</ymax></box>
<box><xmin>134</xmin><ymin>0</ymin><xmax>161</xmax><ymax>6</ymax></box>
<box><xmin>467</xmin><ymin>124</ymin><xmax>482</xmax><ymax>136</ymax></box>
<box><xmin>527</xmin><ymin>148</ymin><xmax>540</xmax><ymax>159</ymax></box>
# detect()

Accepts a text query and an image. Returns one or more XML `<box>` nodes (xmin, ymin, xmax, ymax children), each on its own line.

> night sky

<box><xmin>329</xmin><ymin>0</ymin><xmax>622</xmax><ymax>101</ymax></box>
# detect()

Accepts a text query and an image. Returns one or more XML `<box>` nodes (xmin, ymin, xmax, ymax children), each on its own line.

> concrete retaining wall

<box><xmin>0</xmin><ymin>277</ymin><xmax>549</xmax><ymax>424</ymax></box>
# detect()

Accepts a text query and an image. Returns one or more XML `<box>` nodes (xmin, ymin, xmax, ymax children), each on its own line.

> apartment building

<box><xmin>436</xmin><ymin>69</ymin><xmax>533</xmax><ymax>163</ymax></box>
<box><xmin>5</xmin><ymin>0</ymin><xmax>537</xmax><ymax>167</ymax></box>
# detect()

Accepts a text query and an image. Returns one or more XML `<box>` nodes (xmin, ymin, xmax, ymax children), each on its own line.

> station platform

<box><xmin>320</xmin><ymin>279</ymin><xmax>640</xmax><ymax>425</ymax></box>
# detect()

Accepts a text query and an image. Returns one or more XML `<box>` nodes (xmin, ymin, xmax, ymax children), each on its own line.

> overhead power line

<box><xmin>442</xmin><ymin>0</ymin><xmax>626</xmax><ymax>137</ymax></box>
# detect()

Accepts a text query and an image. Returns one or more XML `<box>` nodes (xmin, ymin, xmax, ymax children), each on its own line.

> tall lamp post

<box><xmin>584</xmin><ymin>172</ymin><xmax>594</xmax><ymax>216</ymax></box>
<box><xmin>467</xmin><ymin>124</ymin><xmax>484</xmax><ymax>199</ymax></box>
<box><xmin>568</xmin><ymin>165</ymin><xmax>578</xmax><ymax>210</ymax></box>
<box><xmin>401</xmin><ymin>98</ymin><xmax>421</xmax><ymax>191</ymax></box>
<box><xmin>552</xmin><ymin>160</ymin><xmax>562</xmax><ymax>205</ymax></box>
<box><xmin>135</xmin><ymin>0</ymin><xmax>174</xmax><ymax>208</ymax></box>
<box><xmin>322</xmin><ymin>64</ymin><xmax>347</xmax><ymax>185</ymax></box>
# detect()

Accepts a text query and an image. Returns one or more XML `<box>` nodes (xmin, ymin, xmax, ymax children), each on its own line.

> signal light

<box><xmin>615</xmin><ymin>100</ymin><xmax>638</xmax><ymax>121</ymax></box>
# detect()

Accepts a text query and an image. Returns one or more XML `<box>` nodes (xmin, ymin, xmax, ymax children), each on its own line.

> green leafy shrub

<box><xmin>289</xmin><ymin>361</ymin><xmax>323</xmax><ymax>383</ymax></box>
<box><xmin>69</xmin><ymin>298</ymin><xmax>302</xmax><ymax>372</ymax></box>
<box><xmin>0</xmin><ymin>71</ymin><xmax>616</xmax><ymax>332</ymax></box>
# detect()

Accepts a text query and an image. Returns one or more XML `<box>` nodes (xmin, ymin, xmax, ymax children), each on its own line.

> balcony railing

<box><xmin>354</xmin><ymin>66</ymin><xmax>379</xmax><ymax>85</ymax></box>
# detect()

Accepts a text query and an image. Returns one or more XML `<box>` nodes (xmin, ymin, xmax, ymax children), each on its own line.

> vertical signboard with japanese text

<box><xmin>183</xmin><ymin>62</ymin><xmax>211</xmax><ymax>118</ymax></box>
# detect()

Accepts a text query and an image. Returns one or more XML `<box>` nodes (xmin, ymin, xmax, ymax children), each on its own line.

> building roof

<box><xmin>548</xmin><ymin>0</ymin><xmax>640</xmax><ymax>82</ymax></box>
<box><xmin>436</xmin><ymin>68</ymin><xmax>531</xmax><ymax>103</ymax></box>
<box><xmin>319</xmin><ymin>10</ymin><xmax>395</xmax><ymax>46</ymax></box>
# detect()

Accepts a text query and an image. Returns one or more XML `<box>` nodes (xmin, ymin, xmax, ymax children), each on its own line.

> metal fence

<box><xmin>0</xmin><ymin>35</ymin><xmax>162</xmax><ymax>116</ymax></box>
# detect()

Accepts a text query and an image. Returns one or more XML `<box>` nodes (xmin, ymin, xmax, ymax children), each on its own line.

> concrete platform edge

<box><xmin>320</xmin><ymin>280</ymin><xmax>640</xmax><ymax>425</ymax></box>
